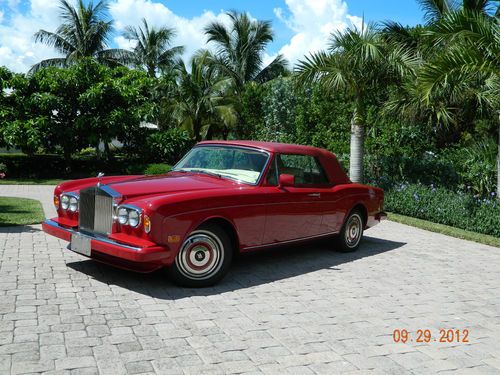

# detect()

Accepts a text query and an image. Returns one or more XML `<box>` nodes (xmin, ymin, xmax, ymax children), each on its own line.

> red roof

<box><xmin>197</xmin><ymin>140</ymin><xmax>330</xmax><ymax>155</ymax></box>
<box><xmin>197</xmin><ymin>140</ymin><xmax>350</xmax><ymax>185</ymax></box>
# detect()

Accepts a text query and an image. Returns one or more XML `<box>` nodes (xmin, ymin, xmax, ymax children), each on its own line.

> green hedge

<box><xmin>0</xmin><ymin>153</ymin><xmax>168</xmax><ymax>179</ymax></box>
<box><xmin>144</xmin><ymin>163</ymin><xmax>172</xmax><ymax>175</ymax></box>
<box><xmin>385</xmin><ymin>183</ymin><xmax>500</xmax><ymax>237</ymax></box>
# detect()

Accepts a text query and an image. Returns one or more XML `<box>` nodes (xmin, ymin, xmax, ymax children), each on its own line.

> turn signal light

<box><xmin>53</xmin><ymin>195</ymin><xmax>60</xmax><ymax>209</ymax></box>
<box><xmin>143</xmin><ymin>214</ymin><xmax>151</xmax><ymax>233</ymax></box>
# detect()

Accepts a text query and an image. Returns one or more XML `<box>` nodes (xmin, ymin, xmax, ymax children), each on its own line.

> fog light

<box><xmin>143</xmin><ymin>214</ymin><xmax>151</xmax><ymax>233</ymax></box>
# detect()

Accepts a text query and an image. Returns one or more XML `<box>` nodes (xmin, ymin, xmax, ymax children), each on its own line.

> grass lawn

<box><xmin>0</xmin><ymin>197</ymin><xmax>45</xmax><ymax>226</ymax></box>
<box><xmin>0</xmin><ymin>178</ymin><xmax>63</xmax><ymax>185</ymax></box>
<box><xmin>388</xmin><ymin>212</ymin><xmax>500</xmax><ymax>248</ymax></box>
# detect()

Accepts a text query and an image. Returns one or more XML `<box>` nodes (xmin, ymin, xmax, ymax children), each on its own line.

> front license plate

<box><xmin>70</xmin><ymin>233</ymin><xmax>91</xmax><ymax>256</ymax></box>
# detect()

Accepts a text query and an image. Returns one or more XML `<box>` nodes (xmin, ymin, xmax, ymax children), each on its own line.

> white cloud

<box><xmin>109</xmin><ymin>0</ymin><xmax>230</xmax><ymax>65</ymax></box>
<box><xmin>275</xmin><ymin>0</ymin><xmax>361</xmax><ymax>65</ymax></box>
<box><xmin>0</xmin><ymin>0</ymin><xmax>62</xmax><ymax>72</ymax></box>
<box><xmin>347</xmin><ymin>15</ymin><xmax>363</xmax><ymax>30</ymax></box>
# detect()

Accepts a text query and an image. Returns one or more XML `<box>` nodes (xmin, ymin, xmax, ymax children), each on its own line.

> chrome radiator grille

<box><xmin>78</xmin><ymin>186</ymin><xmax>114</xmax><ymax>235</ymax></box>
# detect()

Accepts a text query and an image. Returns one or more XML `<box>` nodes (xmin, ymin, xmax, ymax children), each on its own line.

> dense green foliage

<box><xmin>0</xmin><ymin>153</ymin><xmax>148</xmax><ymax>179</ymax></box>
<box><xmin>143</xmin><ymin>163</ymin><xmax>172</xmax><ymax>175</ymax></box>
<box><xmin>385</xmin><ymin>184</ymin><xmax>500</xmax><ymax>237</ymax></box>
<box><xmin>146</xmin><ymin>128</ymin><xmax>193</xmax><ymax>164</ymax></box>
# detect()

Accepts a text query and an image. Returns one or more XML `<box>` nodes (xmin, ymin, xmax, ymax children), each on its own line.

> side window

<box><xmin>278</xmin><ymin>154</ymin><xmax>329</xmax><ymax>185</ymax></box>
<box><xmin>266</xmin><ymin>157</ymin><xmax>278</xmax><ymax>186</ymax></box>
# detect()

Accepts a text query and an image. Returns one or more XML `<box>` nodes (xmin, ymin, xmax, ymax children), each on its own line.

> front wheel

<box><xmin>334</xmin><ymin>210</ymin><xmax>364</xmax><ymax>252</ymax></box>
<box><xmin>168</xmin><ymin>223</ymin><xmax>233</xmax><ymax>287</ymax></box>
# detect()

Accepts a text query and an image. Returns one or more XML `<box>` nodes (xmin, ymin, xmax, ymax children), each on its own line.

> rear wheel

<box><xmin>168</xmin><ymin>223</ymin><xmax>233</xmax><ymax>287</ymax></box>
<box><xmin>335</xmin><ymin>210</ymin><xmax>364</xmax><ymax>252</ymax></box>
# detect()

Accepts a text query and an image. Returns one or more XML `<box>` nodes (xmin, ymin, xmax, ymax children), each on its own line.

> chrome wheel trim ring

<box><xmin>345</xmin><ymin>213</ymin><xmax>362</xmax><ymax>248</ymax></box>
<box><xmin>175</xmin><ymin>230</ymin><xmax>224</xmax><ymax>280</ymax></box>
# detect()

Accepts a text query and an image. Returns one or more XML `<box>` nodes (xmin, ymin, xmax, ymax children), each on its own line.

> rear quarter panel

<box><xmin>321</xmin><ymin>183</ymin><xmax>383</xmax><ymax>233</ymax></box>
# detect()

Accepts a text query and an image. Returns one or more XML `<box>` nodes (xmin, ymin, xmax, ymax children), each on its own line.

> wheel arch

<box><xmin>197</xmin><ymin>216</ymin><xmax>240</xmax><ymax>254</ymax></box>
<box><xmin>345</xmin><ymin>203</ymin><xmax>368</xmax><ymax>228</ymax></box>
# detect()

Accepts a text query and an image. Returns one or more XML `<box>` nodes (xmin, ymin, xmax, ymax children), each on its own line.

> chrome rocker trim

<box><xmin>44</xmin><ymin>219</ymin><xmax>141</xmax><ymax>251</ymax></box>
<box><xmin>243</xmin><ymin>231</ymin><xmax>340</xmax><ymax>250</ymax></box>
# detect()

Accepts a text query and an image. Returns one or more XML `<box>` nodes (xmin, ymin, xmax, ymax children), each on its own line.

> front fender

<box><xmin>161</xmin><ymin>212</ymin><xmax>239</xmax><ymax>255</ymax></box>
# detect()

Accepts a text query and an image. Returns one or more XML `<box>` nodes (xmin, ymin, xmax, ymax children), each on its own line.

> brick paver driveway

<box><xmin>1</xmin><ymin>185</ymin><xmax>499</xmax><ymax>374</ymax></box>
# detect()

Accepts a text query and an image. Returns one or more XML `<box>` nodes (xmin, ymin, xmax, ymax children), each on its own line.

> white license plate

<box><xmin>70</xmin><ymin>233</ymin><xmax>91</xmax><ymax>256</ymax></box>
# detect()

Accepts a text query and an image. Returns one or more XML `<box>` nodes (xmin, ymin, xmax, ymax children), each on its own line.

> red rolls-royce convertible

<box><xmin>43</xmin><ymin>141</ymin><xmax>386</xmax><ymax>287</ymax></box>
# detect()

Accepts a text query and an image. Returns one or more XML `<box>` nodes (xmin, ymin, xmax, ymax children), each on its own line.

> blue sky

<box><xmin>0</xmin><ymin>0</ymin><xmax>425</xmax><ymax>73</ymax></box>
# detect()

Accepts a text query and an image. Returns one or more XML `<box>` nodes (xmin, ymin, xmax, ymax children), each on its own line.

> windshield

<box><xmin>173</xmin><ymin>146</ymin><xmax>269</xmax><ymax>184</ymax></box>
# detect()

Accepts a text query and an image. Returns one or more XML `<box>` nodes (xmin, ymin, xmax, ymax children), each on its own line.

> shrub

<box><xmin>365</xmin><ymin>153</ymin><xmax>460</xmax><ymax>191</ymax></box>
<box><xmin>146</xmin><ymin>128</ymin><xmax>193</xmax><ymax>164</ymax></box>
<box><xmin>385</xmin><ymin>183</ymin><xmax>500</xmax><ymax>237</ymax></box>
<box><xmin>143</xmin><ymin>163</ymin><xmax>172</xmax><ymax>175</ymax></box>
<box><xmin>440</xmin><ymin>140</ymin><xmax>497</xmax><ymax>196</ymax></box>
<box><xmin>0</xmin><ymin>153</ymin><xmax>144</xmax><ymax>179</ymax></box>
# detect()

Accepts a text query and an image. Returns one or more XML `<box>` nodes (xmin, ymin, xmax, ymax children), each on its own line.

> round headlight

<box><xmin>128</xmin><ymin>210</ymin><xmax>140</xmax><ymax>227</ymax></box>
<box><xmin>69</xmin><ymin>196</ymin><xmax>78</xmax><ymax>212</ymax></box>
<box><xmin>117</xmin><ymin>207</ymin><xmax>128</xmax><ymax>224</ymax></box>
<box><xmin>61</xmin><ymin>195</ymin><xmax>69</xmax><ymax>210</ymax></box>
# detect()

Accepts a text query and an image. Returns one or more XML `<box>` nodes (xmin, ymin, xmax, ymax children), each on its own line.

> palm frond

<box><xmin>204</xmin><ymin>10</ymin><xmax>276</xmax><ymax>87</ymax></box>
<box><xmin>295</xmin><ymin>51</ymin><xmax>350</xmax><ymax>92</ymax></box>
<box><xmin>28</xmin><ymin>58</ymin><xmax>68</xmax><ymax>74</ymax></box>
<box><xmin>33</xmin><ymin>30</ymin><xmax>75</xmax><ymax>55</ymax></box>
<box><xmin>122</xmin><ymin>19</ymin><xmax>183</xmax><ymax>76</ymax></box>
<box><xmin>417</xmin><ymin>0</ymin><xmax>453</xmax><ymax>23</ymax></box>
<box><xmin>254</xmin><ymin>54</ymin><xmax>289</xmax><ymax>83</ymax></box>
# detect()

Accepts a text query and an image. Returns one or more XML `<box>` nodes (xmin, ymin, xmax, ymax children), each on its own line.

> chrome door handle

<box><xmin>307</xmin><ymin>193</ymin><xmax>321</xmax><ymax>197</ymax></box>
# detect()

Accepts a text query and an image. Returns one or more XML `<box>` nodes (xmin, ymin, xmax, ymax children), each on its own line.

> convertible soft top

<box><xmin>198</xmin><ymin>140</ymin><xmax>351</xmax><ymax>185</ymax></box>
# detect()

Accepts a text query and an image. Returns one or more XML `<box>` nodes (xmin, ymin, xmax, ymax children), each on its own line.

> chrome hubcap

<box><xmin>176</xmin><ymin>231</ymin><xmax>224</xmax><ymax>280</ymax></box>
<box><xmin>345</xmin><ymin>214</ymin><xmax>362</xmax><ymax>248</ymax></box>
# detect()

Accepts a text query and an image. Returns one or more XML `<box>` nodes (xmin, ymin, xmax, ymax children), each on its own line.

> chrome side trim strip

<box><xmin>243</xmin><ymin>231</ymin><xmax>339</xmax><ymax>250</ymax></box>
<box><xmin>44</xmin><ymin>219</ymin><xmax>141</xmax><ymax>251</ymax></box>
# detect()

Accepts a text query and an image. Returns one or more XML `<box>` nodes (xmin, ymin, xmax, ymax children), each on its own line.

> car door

<box><xmin>262</xmin><ymin>153</ymin><xmax>333</xmax><ymax>244</ymax></box>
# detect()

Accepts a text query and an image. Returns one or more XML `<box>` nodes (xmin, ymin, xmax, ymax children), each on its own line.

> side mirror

<box><xmin>279</xmin><ymin>174</ymin><xmax>295</xmax><ymax>188</ymax></box>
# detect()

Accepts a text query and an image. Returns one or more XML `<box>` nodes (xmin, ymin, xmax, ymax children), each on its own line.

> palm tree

<box><xmin>385</xmin><ymin>0</ymin><xmax>499</xmax><ymax>196</ymax></box>
<box><xmin>122</xmin><ymin>19</ymin><xmax>184</xmax><ymax>77</ymax></box>
<box><xmin>204</xmin><ymin>11</ymin><xmax>288</xmax><ymax>93</ymax></box>
<box><xmin>30</xmin><ymin>0</ymin><xmax>125</xmax><ymax>73</ymax></box>
<box><xmin>296</xmin><ymin>24</ymin><xmax>417</xmax><ymax>183</ymax></box>
<box><xmin>418</xmin><ymin>9</ymin><xmax>499</xmax><ymax>196</ymax></box>
<box><xmin>170</xmin><ymin>51</ymin><xmax>237</xmax><ymax>141</ymax></box>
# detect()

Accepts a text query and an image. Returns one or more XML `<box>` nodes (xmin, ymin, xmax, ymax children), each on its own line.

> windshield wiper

<box><xmin>174</xmin><ymin>169</ymin><xmax>222</xmax><ymax>179</ymax></box>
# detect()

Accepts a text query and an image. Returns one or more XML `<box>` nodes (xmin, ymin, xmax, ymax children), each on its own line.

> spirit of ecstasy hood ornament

<box><xmin>97</xmin><ymin>172</ymin><xmax>105</xmax><ymax>186</ymax></box>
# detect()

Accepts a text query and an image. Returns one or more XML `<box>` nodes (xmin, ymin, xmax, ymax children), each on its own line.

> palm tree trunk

<box><xmin>349</xmin><ymin>120</ymin><xmax>364</xmax><ymax>184</ymax></box>
<box><xmin>194</xmin><ymin>119</ymin><xmax>202</xmax><ymax>142</ymax></box>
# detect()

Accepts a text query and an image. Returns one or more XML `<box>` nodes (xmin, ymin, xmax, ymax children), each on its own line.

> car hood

<box><xmin>104</xmin><ymin>172</ymin><xmax>240</xmax><ymax>199</ymax></box>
